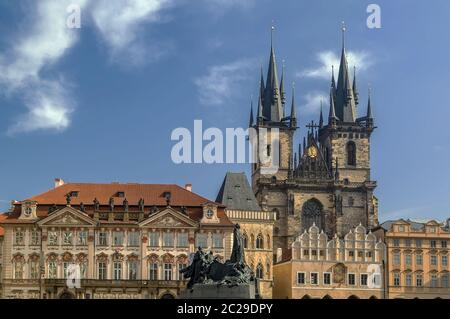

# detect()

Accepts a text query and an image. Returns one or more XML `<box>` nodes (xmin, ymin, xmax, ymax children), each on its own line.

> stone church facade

<box><xmin>249</xmin><ymin>30</ymin><xmax>379</xmax><ymax>256</ymax></box>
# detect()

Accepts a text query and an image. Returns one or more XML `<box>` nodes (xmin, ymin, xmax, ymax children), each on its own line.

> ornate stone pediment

<box><xmin>38</xmin><ymin>206</ymin><xmax>96</xmax><ymax>227</ymax></box>
<box><xmin>139</xmin><ymin>207</ymin><xmax>197</xmax><ymax>229</ymax></box>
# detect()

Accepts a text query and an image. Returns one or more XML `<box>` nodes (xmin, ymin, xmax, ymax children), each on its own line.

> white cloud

<box><xmin>205</xmin><ymin>0</ymin><xmax>256</xmax><ymax>9</ymax></box>
<box><xmin>90</xmin><ymin>0</ymin><xmax>173</xmax><ymax>64</ymax></box>
<box><xmin>300</xmin><ymin>92</ymin><xmax>328</xmax><ymax>115</ymax></box>
<box><xmin>0</xmin><ymin>0</ymin><xmax>89</xmax><ymax>134</ymax></box>
<box><xmin>195</xmin><ymin>59</ymin><xmax>255</xmax><ymax>106</ymax></box>
<box><xmin>298</xmin><ymin>50</ymin><xmax>373</xmax><ymax>79</ymax></box>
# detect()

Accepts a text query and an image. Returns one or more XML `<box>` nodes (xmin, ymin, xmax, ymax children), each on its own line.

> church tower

<box><xmin>250</xmin><ymin>25</ymin><xmax>379</xmax><ymax>256</ymax></box>
<box><xmin>249</xmin><ymin>27</ymin><xmax>297</xmax><ymax>190</ymax></box>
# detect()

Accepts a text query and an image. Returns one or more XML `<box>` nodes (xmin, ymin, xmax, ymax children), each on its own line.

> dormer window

<box><xmin>116</xmin><ymin>192</ymin><xmax>125</xmax><ymax>198</ymax></box>
<box><xmin>70</xmin><ymin>191</ymin><xmax>79</xmax><ymax>197</ymax></box>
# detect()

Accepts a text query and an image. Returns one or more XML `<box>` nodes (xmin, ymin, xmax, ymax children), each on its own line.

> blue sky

<box><xmin>0</xmin><ymin>0</ymin><xmax>449</xmax><ymax>222</ymax></box>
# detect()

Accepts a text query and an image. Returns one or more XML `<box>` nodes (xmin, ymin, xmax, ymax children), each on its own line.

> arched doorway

<box><xmin>369</xmin><ymin>296</ymin><xmax>378</xmax><ymax>300</ymax></box>
<box><xmin>323</xmin><ymin>295</ymin><xmax>333</xmax><ymax>299</ymax></box>
<box><xmin>160</xmin><ymin>293</ymin><xmax>175</xmax><ymax>299</ymax></box>
<box><xmin>301</xmin><ymin>294</ymin><xmax>311</xmax><ymax>299</ymax></box>
<box><xmin>348</xmin><ymin>295</ymin><xmax>359</xmax><ymax>299</ymax></box>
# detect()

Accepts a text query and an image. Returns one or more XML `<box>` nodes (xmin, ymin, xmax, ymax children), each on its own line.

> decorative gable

<box><xmin>139</xmin><ymin>207</ymin><xmax>197</xmax><ymax>229</ymax></box>
<box><xmin>37</xmin><ymin>206</ymin><xmax>96</xmax><ymax>227</ymax></box>
<box><xmin>200</xmin><ymin>203</ymin><xmax>220</xmax><ymax>224</ymax></box>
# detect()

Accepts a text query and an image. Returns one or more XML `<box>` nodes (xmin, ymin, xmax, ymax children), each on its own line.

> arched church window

<box><xmin>256</xmin><ymin>234</ymin><xmax>264</xmax><ymax>249</ymax></box>
<box><xmin>256</xmin><ymin>263</ymin><xmax>264</xmax><ymax>279</ymax></box>
<box><xmin>242</xmin><ymin>234</ymin><xmax>248</xmax><ymax>249</ymax></box>
<box><xmin>301</xmin><ymin>199</ymin><xmax>323</xmax><ymax>231</ymax></box>
<box><xmin>346</xmin><ymin>142</ymin><xmax>356</xmax><ymax>166</ymax></box>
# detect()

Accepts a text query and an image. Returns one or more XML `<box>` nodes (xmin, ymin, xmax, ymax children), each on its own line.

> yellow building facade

<box><xmin>378</xmin><ymin>219</ymin><xmax>450</xmax><ymax>299</ymax></box>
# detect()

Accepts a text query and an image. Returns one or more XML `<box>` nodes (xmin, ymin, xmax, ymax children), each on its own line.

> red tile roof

<box><xmin>0</xmin><ymin>213</ymin><xmax>8</xmax><ymax>236</ymax></box>
<box><xmin>26</xmin><ymin>183</ymin><xmax>220</xmax><ymax>207</ymax></box>
<box><xmin>3</xmin><ymin>183</ymin><xmax>233</xmax><ymax>226</ymax></box>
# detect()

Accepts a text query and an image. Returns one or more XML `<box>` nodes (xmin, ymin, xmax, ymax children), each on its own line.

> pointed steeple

<box><xmin>353</xmin><ymin>66</ymin><xmax>359</xmax><ymax>105</ymax></box>
<box><xmin>249</xmin><ymin>99</ymin><xmax>254</xmax><ymax>127</ymax></box>
<box><xmin>331</xmin><ymin>65</ymin><xmax>336</xmax><ymax>92</ymax></box>
<box><xmin>280</xmin><ymin>60</ymin><xmax>286</xmax><ymax>107</ymax></box>
<box><xmin>263</xmin><ymin>25</ymin><xmax>283</xmax><ymax>123</ymax></box>
<box><xmin>290</xmin><ymin>84</ymin><xmax>297</xmax><ymax>127</ymax></box>
<box><xmin>328</xmin><ymin>87</ymin><xmax>338</xmax><ymax>125</ymax></box>
<box><xmin>366</xmin><ymin>87</ymin><xmax>374</xmax><ymax>127</ymax></box>
<box><xmin>294</xmin><ymin>152</ymin><xmax>298</xmax><ymax>170</ymax></box>
<box><xmin>319</xmin><ymin>100</ymin><xmax>324</xmax><ymax>128</ymax></box>
<box><xmin>257</xmin><ymin>92</ymin><xmax>264</xmax><ymax>125</ymax></box>
<box><xmin>335</xmin><ymin>22</ymin><xmax>357</xmax><ymax>123</ymax></box>
<box><xmin>298</xmin><ymin>143</ymin><xmax>302</xmax><ymax>159</ymax></box>
<box><xmin>303</xmin><ymin>136</ymin><xmax>306</xmax><ymax>154</ymax></box>
<box><xmin>259</xmin><ymin>66</ymin><xmax>265</xmax><ymax>100</ymax></box>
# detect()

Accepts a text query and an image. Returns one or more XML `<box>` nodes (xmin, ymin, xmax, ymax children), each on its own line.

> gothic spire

<box><xmin>290</xmin><ymin>84</ymin><xmax>297</xmax><ymax>127</ymax></box>
<box><xmin>335</xmin><ymin>22</ymin><xmax>357</xmax><ymax>122</ymax></box>
<box><xmin>331</xmin><ymin>65</ymin><xmax>336</xmax><ymax>91</ymax></box>
<box><xmin>263</xmin><ymin>25</ymin><xmax>283</xmax><ymax>123</ymax></box>
<box><xmin>328</xmin><ymin>87</ymin><xmax>338</xmax><ymax>125</ymax></box>
<box><xmin>257</xmin><ymin>91</ymin><xmax>264</xmax><ymax>125</ymax></box>
<box><xmin>367</xmin><ymin>87</ymin><xmax>374</xmax><ymax>127</ymax></box>
<box><xmin>319</xmin><ymin>100</ymin><xmax>324</xmax><ymax>128</ymax></box>
<box><xmin>280</xmin><ymin>60</ymin><xmax>286</xmax><ymax>107</ymax></box>
<box><xmin>353</xmin><ymin>66</ymin><xmax>359</xmax><ymax>105</ymax></box>
<box><xmin>259</xmin><ymin>66</ymin><xmax>265</xmax><ymax>99</ymax></box>
<box><xmin>249</xmin><ymin>99</ymin><xmax>254</xmax><ymax>127</ymax></box>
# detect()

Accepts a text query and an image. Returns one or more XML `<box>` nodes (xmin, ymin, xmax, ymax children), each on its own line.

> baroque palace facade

<box><xmin>0</xmin><ymin>180</ymin><xmax>236</xmax><ymax>299</ymax></box>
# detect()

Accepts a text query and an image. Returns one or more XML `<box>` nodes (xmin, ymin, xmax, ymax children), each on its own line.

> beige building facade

<box><xmin>273</xmin><ymin>224</ymin><xmax>385</xmax><ymax>299</ymax></box>
<box><xmin>0</xmin><ymin>181</ymin><xmax>234</xmax><ymax>299</ymax></box>
<box><xmin>376</xmin><ymin>219</ymin><xmax>450</xmax><ymax>299</ymax></box>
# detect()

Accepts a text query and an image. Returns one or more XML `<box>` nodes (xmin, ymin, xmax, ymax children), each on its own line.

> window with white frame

<box><xmin>31</xmin><ymin>230</ymin><xmax>40</xmax><ymax>246</ymax></box>
<box><xmin>431</xmin><ymin>274</ymin><xmax>438</xmax><ymax>288</ymax></box>
<box><xmin>177</xmin><ymin>232</ymin><xmax>188</xmax><ymax>248</ymax></box>
<box><xmin>14</xmin><ymin>260</ymin><xmax>24</xmax><ymax>279</ymax></box>
<box><xmin>430</xmin><ymin>255</ymin><xmax>437</xmax><ymax>266</ymax></box>
<box><xmin>431</xmin><ymin>240</ymin><xmax>437</xmax><ymax>248</ymax></box>
<box><xmin>405</xmin><ymin>273</ymin><xmax>412</xmax><ymax>286</ymax></box>
<box><xmin>348</xmin><ymin>273</ymin><xmax>356</xmax><ymax>286</ymax></box>
<box><xmin>415</xmin><ymin>239</ymin><xmax>422</xmax><ymax>248</ymax></box>
<box><xmin>323</xmin><ymin>272</ymin><xmax>331</xmax><ymax>285</ymax></box>
<box><xmin>149</xmin><ymin>232</ymin><xmax>159</xmax><ymax>247</ymax></box>
<box><xmin>113</xmin><ymin>231</ymin><xmax>124</xmax><ymax>246</ymax></box>
<box><xmin>128</xmin><ymin>232</ymin><xmax>140</xmax><ymax>247</ymax></box>
<box><xmin>48</xmin><ymin>231</ymin><xmax>59</xmax><ymax>246</ymax></box>
<box><xmin>297</xmin><ymin>272</ymin><xmax>305</xmax><ymax>285</ymax></box>
<box><xmin>405</xmin><ymin>254</ymin><xmax>412</xmax><ymax>266</ymax></box>
<box><xmin>164</xmin><ymin>263</ymin><xmax>172</xmax><ymax>281</ymax></box>
<box><xmin>360</xmin><ymin>274</ymin><xmax>368</xmax><ymax>286</ymax></box>
<box><xmin>77</xmin><ymin>231</ymin><xmax>87</xmax><ymax>246</ymax></box>
<box><xmin>113</xmin><ymin>262</ymin><xmax>122</xmax><ymax>280</ymax></box>
<box><xmin>393</xmin><ymin>273</ymin><xmax>400</xmax><ymax>287</ymax></box>
<box><xmin>442</xmin><ymin>255</ymin><xmax>448</xmax><ymax>268</ymax></box>
<box><xmin>98</xmin><ymin>232</ymin><xmax>108</xmax><ymax>246</ymax></box>
<box><xmin>195</xmin><ymin>233</ymin><xmax>208</xmax><ymax>249</ymax></box>
<box><xmin>393</xmin><ymin>253</ymin><xmax>400</xmax><ymax>266</ymax></box>
<box><xmin>442</xmin><ymin>274</ymin><xmax>449</xmax><ymax>288</ymax></box>
<box><xmin>441</xmin><ymin>241</ymin><xmax>448</xmax><ymax>248</ymax></box>
<box><xmin>416</xmin><ymin>254</ymin><xmax>423</xmax><ymax>266</ymax></box>
<box><xmin>48</xmin><ymin>262</ymin><xmax>57</xmax><ymax>279</ymax></box>
<box><xmin>416</xmin><ymin>273</ymin><xmax>423</xmax><ymax>287</ymax></box>
<box><xmin>30</xmin><ymin>260</ymin><xmax>39</xmax><ymax>279</ymax></box>
<box><xmin>128</xmin><ymin>261</ymin><xmax>138</xmax><ymax>280</ymax></box>
<box><xmin>178</xmin><ymin>263</ymin><xmax>187</xmax><ymax>280</ymax></box>
<box><xmin>98</xmin><ymin>262</ymin><xmax>107</xmax><ymax>280</ymax></box>
<box><xmin>163</xmin><ymin>232</ymin><xmax>174</xmax><ymax>247</ymax></box>
<box><xmin>310</xmin><ymin>272</ymin><xmax>319</xmax><ymax>285</ymax></box>
<box><xmin>14</xmin><ymin>230</ymin><xmax>24</xmax><ymax>246</ymax></box>
<box><xmin>149</xmin><ymin>263</ymin><xmax>158</xmax><ymax>280</ymax></box>
<box><xmin>213</xmin><ymin>233</ymin><xmax>223</xmax><ymax>248</ymax></box>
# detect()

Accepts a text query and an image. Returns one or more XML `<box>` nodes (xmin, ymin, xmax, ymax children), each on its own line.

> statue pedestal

<box><xmin>180</xmin><ymin>283</ymin><xmax>256</xmax><ymax>299</ymax></box>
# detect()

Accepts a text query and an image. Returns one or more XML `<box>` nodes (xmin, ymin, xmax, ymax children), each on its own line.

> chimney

<box><xmin>54</xmin><ymin>178</ymin><xmax>65</xmax><ymax>188</ymax></box>
<box><xmin>185</xmin><ymin>184</ymin><xmax>192</xmax><ymax>192</ymax></box>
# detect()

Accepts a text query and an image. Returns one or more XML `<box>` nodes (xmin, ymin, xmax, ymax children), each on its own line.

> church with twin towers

<box><xmin>248</xmin><ymin>26</ymin><xmax>379</xmax><ymax>254</ymax></box>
